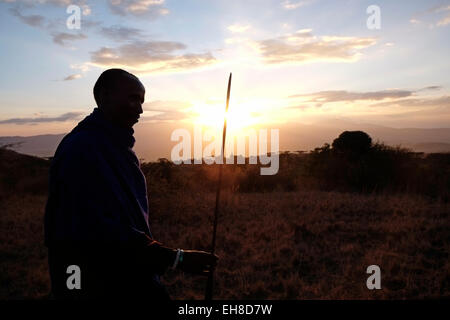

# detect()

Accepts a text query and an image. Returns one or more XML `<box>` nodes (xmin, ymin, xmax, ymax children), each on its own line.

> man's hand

<box><xmin>178</xmin><ymin>250</ymin><xmax>219</xmax><ymax>275</ymax></box>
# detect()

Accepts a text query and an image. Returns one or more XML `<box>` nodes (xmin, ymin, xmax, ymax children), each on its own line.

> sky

<box><xmin>0</xmin><ymin>0</ymin><xmax>450</xmax><ymax>139</ymax></box>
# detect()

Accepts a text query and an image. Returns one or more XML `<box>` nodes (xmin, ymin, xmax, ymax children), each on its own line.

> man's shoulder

<box><xmin>54</xmin><ymin>127</ymin><xmax>103</xmax><ymax>161</ymax></box>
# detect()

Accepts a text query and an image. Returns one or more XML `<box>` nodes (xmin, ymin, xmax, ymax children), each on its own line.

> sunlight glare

<box><xmin>190</xmin><ymin>100</ymin><xmax>265</xmax><ymax>135</ymax></box>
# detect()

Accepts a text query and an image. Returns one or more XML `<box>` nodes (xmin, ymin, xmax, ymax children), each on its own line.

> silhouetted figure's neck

<box><xmin>75</xmin><ymin>107</ymin><xmax>136</xmax><ymax>149</ymax></box>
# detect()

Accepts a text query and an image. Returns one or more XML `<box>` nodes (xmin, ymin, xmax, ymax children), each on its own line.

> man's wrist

<box><xmin>171</xmin><ymin>248</ymin><xmax>184</xmax><ymax>270</ymax></box>
<box><xmin>144</xmin><ymin>238</ymin><xmax>182</xmax><ymax>270</ymax></box>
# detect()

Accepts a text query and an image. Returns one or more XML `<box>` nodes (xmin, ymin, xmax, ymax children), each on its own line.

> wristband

<box><xmin>179</xmin><ymin>249</ymin><xmax>184</xmax><ymax>264</ymax></box>
<box><xmin>171</xmin><ymin>248</ymin><xmax>183</xmax><ymax>270</ymax></box>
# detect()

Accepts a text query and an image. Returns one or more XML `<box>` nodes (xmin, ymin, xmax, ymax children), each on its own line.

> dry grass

<box><xmin>0</xmin><ymin>194</ymin><xmax>50</xmax><ymax>299</ymax></box>
<box><xmin>151</xmin><ymin>190</ymin><xmax>449</xmax><ymax>299</ymax></box>
<box><xmin>1</xmin><ymin>189</ymin><xmax>449</xmax><ymax>299</ymax></box>
<box><xmin>1</xmin><ymin>147</ymin><xmax>449</xmax><ymax>299</ymax></box>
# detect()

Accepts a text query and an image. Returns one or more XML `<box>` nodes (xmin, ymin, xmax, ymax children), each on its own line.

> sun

<box><xmin>190</xmin><ymin>100</ymin><xmax>263</xmax><ymax>135</ymax></box>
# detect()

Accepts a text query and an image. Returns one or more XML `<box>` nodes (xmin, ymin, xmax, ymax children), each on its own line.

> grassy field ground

<box><xmin>1</xmin><ymin>189</ymin><xmax>449</xmax><ymax>299</ymax></box>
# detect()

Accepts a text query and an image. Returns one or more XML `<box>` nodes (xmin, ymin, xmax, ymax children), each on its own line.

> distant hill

<box><xmin>1</xmin><ymin>121</ymin><xmax>449</xmax><ymax>161</ymax></box>
<box><xmin>279</xmin><ymin>120</ymin><xmax>450</xmax><ymax>154</ymax></box>
<box><xmin>404</xmin><ymin>143</ymin><xmax>450</xmax><ymax>153</ymax></box>
<box><xmin>0</xmin><ymin>134</ymin><xmax>65</xmax><ymax>158</ymax></box>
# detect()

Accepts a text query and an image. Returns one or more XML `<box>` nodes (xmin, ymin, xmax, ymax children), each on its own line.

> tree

<box><xmin>332</xmin><ymin>131</ymin><xmax>372</xmax><ymax>156</ymax></box>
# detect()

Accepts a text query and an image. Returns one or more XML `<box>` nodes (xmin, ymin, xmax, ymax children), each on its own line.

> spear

<box><xmin>205</xmin><ymin>72</ymin><xmax>232</xmax><ymax>300</ymax></box>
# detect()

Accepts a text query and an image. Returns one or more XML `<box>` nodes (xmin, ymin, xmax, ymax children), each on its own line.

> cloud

<box><xmin>283</xmin><ymin>90</ymin><xmax>450</xmax><ymax>122</ymax></box>
<box><xmin>435</xmin><ymin>4</ymin><xmax>450</xmax><ymax>13</ymax></box>
<box><xmin>289</xmin><ymin>90</ymin><xmax>414</xmax><ymax>103</ymax></box>
<box><xmin>107</xmin><ymin>0</ymin><xmax>169</xmax><ymax>18</ymax></box>
<box><xmin>432</xmin><ymin>4</ymin><xmax>450</xmax><ymax>27</ymax></box>
<box><xmin>419</xmin><ymin>85</ymin><xmax>442</xmax><ymax>91</ymax></box>
<box><xmin>63</xmin><ymin>74</ymin><xmax>82</xmax><ymax>81</ymax></box>
<box><xmin>0</xmin><ymin>112</ymin><xmax>84</xmax><ymax>125</ymax></box>
<box><xmin>70</xmin><ymin>63</ymin><xmax>90</xmax><ymax>73</ymax></box>
<box><xmin>81</xmin><ymin>4</ymin><xmax>91</xmax><ymax>15</ymax></box>
<box><xmin>282</xmin><ymin>0</ymin><xmax>312</xmax><ymax>10</ymax></box>
<box><xmin>1</xmin><ymin>0</ymin><xmax>86</xmax><ymax>6</ymax></box>
<box><xmin>7</xmin><ymin>5</ymin><xmax>97</xmax><ymax>47</ymax></box>
<box><xmin>288</xmin><ymin>87</ymin><xmax>449</xmax><ymax>109</ymax></box>
<box><xmin>89</xmin><ymin>40</ymin><xmax>217</xmax><ymax>74</ymax></box>
<box><xmin>410</xmin><ymin>4</ymin><xmax>450</xmax><ymax>27</ymax></box>
<box><xmin>369</xmin><ymin>96</ymin><xmax>450</xmax><ymax>108</ymax></box>
<box><xmin>2</xmin><ymin>0</ymin><xmax>90</xmax><ymax>12</ymax></box>
<box><xmin>437</xmin><ymin>14</ymin><xmax>450</xmax><ymax>26</ymax></box>
<box><xmin>227</xmin><ymin>23</ymin><xmax>251</xmax><ymax>33</ymax></box>
<box><xmin>9</xmin><ymin>7</ymin><xmax>45</xmax><ymax>27</ymax></box>
<box><xmin>257</xmin><ymin>30</ymin><xmax>377</xmax><ymax>64</ymax></box>
<box><xmin>52</xmin><ymin>32</ymin><xmax>87</xmax><ymax>46</ymax></box>
<box><xmin>100</xmin><ymin>25</ymin><xmax>145</xmax><ymax>42</ymax></box>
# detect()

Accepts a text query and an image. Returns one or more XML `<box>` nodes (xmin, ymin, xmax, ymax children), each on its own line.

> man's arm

<box><xmin>142</xmin><ymin>235</ymin><xmax>218</xmax><ymax>275</ymax></box>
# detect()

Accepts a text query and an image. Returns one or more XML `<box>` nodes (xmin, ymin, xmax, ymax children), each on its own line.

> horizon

<box><xmin>4</xmin><ymin>114</ymin><xmax>450</xmax><ymax>140</ymax></box>
<box><xmin>2</xmin><ymin>120</ymin><xmax>450</xmax><ymax>161</ymax></box>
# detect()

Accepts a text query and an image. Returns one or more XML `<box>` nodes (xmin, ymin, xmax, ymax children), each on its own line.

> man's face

<box><xmin>102</xmin><ymin>75</ymin><xmax>145</xmax><ymax>129</ymax></box>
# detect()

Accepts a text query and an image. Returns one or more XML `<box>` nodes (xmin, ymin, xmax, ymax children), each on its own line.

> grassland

<box><xmin>0</xmin><ymin>145</ymin><xmax>449</xmax><ymax>299</ymax></box>
<box><xmin>1</xmin><ymin>190</ymin><xmax>448</xmax><ymax>299</ymax></box>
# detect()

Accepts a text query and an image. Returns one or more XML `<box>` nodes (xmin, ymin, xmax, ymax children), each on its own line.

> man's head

<box><xmin>93</xmin><ymin>69</ymin><xmax>145</xmax><ymax>129</ymax></box>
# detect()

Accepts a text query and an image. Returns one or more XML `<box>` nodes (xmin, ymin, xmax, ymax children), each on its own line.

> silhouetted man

<box><xmin>44</xmin><ymin>68</ymin><xmax>217</xmax><ymax>299</ymax></box>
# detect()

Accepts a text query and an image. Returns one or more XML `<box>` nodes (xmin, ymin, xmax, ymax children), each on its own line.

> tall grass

<box><xmin>0</xmin><ymin>140</ymin><xmax>449</xmax><ymax>299</ymax></box>
<box><xmin>141</xmin><ymin>145</ymin><xmax>450</xmax><ymax>201</ymax></box>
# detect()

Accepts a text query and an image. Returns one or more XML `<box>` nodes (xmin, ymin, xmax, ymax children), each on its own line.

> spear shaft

<box><xmin>205</xmin><ymin>72</ymin><xmax>232</xmax><ymax>300</ymax></box>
